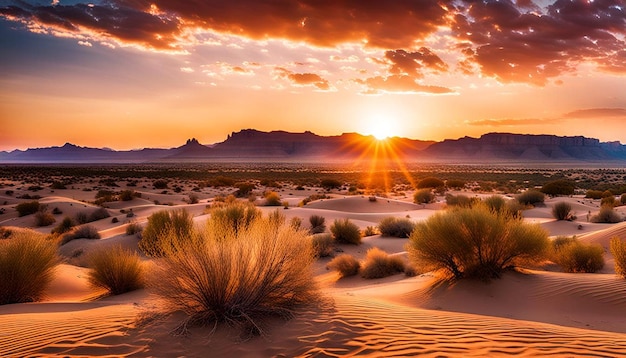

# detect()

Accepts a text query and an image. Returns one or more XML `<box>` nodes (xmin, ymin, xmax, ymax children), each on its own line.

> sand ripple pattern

<box><xmin>295</xmin><ymin>296</ymin><xmax>626</xmax><ymax>357</ymax></box>
<box><xmin>0</xmin><ymin>304</ymin><xmax>145</xmax><ymax>357</ymax></box>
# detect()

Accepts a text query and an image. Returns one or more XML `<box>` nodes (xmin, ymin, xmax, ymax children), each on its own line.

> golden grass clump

<box><xmin>139</xmin><ymin>209</ymin><xmax>194</xmax><ymax>257</ymax></box>
<box><xmin>330</xmin><ymin>218</ymin><xmax>361</xmax><ymax>245</ymax></box>
<box><xmin>209</xmin><ymin>200</ymin><xmax>261</xmax><ymax>235</ymax></box>
<box><xmin>610</xmin><ymin>237</ymin><xmax>626</xmax><ymax>278</ymax></box>
<box><xmin>551</xmin><ymin>236</ymin><xmax>605</xmax><ymax>273</ymax></box>
<box><xmin>149</xmin><ymin>210</ymin><xmax>318</xmax><ymax>335</ymax></box>
<box><xmin>87</xmin><ymin>245</ymin><xmax>145</xmax><ymax>295</ymax></box>
<box><xmin>311</xmin><ymin>233</ymin><xmax>334</xmax><ymax>258</ymax></box>
<box><xmin>327</xmin><ymin>254</ymin><xmax>360</xmax><ymax>278</ymax></box>
<box><xmin>360</xmin><ymin>247</ymin><xmax>405</xmax><ymax>279</ymax></box>
<box><xmin>0</xmin><ymin>232</ymin><xmax>59</xmax><ymax>305</ymax></box>
<box><xmin>377</xmin><ymin>217</ymin><xmax>415</xmax><ymax>238</ymax></box>
<box><xmin>407</xmin><ymin>203</ymin><xmax>549</xmax><ymax>280</ymax></box>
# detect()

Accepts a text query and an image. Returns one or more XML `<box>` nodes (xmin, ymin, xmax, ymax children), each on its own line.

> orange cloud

<box><xmin>274</xmin><ymin>68</ymin><xmax>331</xmax><ymax>90</ymax></box>
<box><xmin>355</xmin><ymin>75</ymin><xmax>453</xmax><ymax>95</ymax></box>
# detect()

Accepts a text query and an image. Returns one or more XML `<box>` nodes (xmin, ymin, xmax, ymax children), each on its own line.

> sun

<box><xmin>364</xmin><ymin>114</ymin><xmax>398</xmax><ymax>140</ymax></box>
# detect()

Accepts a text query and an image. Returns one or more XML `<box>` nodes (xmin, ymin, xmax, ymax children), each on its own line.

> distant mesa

<box><xmin>0</xmin><ymin>130</ymin><xmax>624</xmax><ymax>163</ymax></box>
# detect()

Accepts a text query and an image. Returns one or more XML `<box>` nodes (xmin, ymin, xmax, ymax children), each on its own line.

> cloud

<box><xmin>563</xmin><ymin>108</ymin><xmax>626</xmax><ymax>118</ymax></box>
<box><xmin>355</xmin><ymin>75</ymin><xmax>453</xmax><ymax>95</ymax></box>
<box><xmin>384</xmin><ymin>48</ymin><xmax>448</xmax><ymax>78</ymax></box>
<box><xmin>466</xmin><ymin>118</ymin><xmax>553</xmax><ymax>126</ymax></box>
<box><xmin>77</xmin><ymin>40</ymin><xmax>92</xmax><ymax>47</ymax></box>
<box><xmin>274</xmin><ymin>67</ymin><xmax>331</xmax><ymax>90</ymax></box>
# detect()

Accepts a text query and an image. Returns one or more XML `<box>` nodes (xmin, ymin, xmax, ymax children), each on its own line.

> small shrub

<box><xmin>112</xmin><ymin>217</ymin><xmax>119</xmax><ymax>223</ymax></box>
<box><xmin>360</xmin><ymin>248</ymin><xmax>405</xmax><ymax>279</ymax></box>
<box><xmin>330</xmin><ymin>218</ymin><xmax>361</xmax><ymax>245</ymax></box>
<box><xmin>289</xmin><ymin>217</ymin><xmax>302</xmax><ymax>230</ymax></box>
<box><xmin>118</xmin><ymin>190</ymin><xmax>135</xmax><ymax>201</ymax></box>
<box><xmin>320</xmin><ymin>178</ymin><xmax>342</xmax><ymax>190</ymax></box>
<box><xmin>188</xmin><ymin>193</ymin><xmax>199</xmax><ymax>204</ymax></box>
<box><xmin>327</xmin><ymin>254</ymin><xmax>360</xmax><ymax>278</ymax></box>
<box><xmin>35</xmin><ymin>209</ymin><xmax>56</xmax><ymax>227</ymax></box>
<box><xmin>264</xmin><ymin>191</ymin><xmax>282</xmax><ymax>206</ymax></box>
<box><xmin>417</xmin><ymin>177</ymin><xmax>444</xmax><ymax>189</ymax></box>
<box><xmin>445</xmin><ymin>194</ymin><xmax>475</xmax><ymax>208</ymax></box>
<box><xmin>601</xmin><ymin>196</ymin><xmax>616</xmax><ymax>207</ymax></box>
<box><xmin>585</xmin><ymin>190</ymin><xmax>604</xmax><ymax>199</ymax></box>
<box><xmin>75</xmin><ymin>211</ymin><xmax>89</xmax><ymax>224</ymax></box>
<box><xmin>610</xmin><ymin>237</ymin><xmax>626</xmax><ymax>278</ymax></box>
<box><xmin>363</xmin><ymin>226</ymin><xmax>378</xmax><ymax>236</ymax></box>
<box><xmin>620</xmin><ymin>193</ymin><xmax>626</xmax><ymax>205</ymax></box>
<box><xmin>309</xmin><ymin>215</ymin><xmax>326</xmax><ymax>234</ymax></box>
<box><xmin>446</xmin><ymin>179</ymin><xmax>466</xmax><ymax>189</ymax></box>
<box><xmin>126</xmin><ymin>221</ymin><xmax>143</xmax><ymax>236</ymax></box>
<box><xmin>552</xmin><ymin>202</ymin><xmax>574</xmax><ymax>221</ymax></box>
<box><xmin>153</xmin><ymin>180</ymin><xmax>169</xmax><ymax>189</ymax></box>
<box><xmin>378</xmin><ymin>217</ymin><xmax>415</xmax><ymax>238</ymax></box>
<box><xmin>413</xmin><ymin>189</ymin><xmax>434</xmax><ymax>204</ymax></box>
<box><xmin>234</xmin><ymin>182</ymin><xmax>255</xmax><ymax>197</ymax></box>
<box><xmin>407</xmin><ymin>204</ymin><xmax>549</xmax><ymax>280</ymax></box>
<box><xmin>516</xmin><ymin>190</ymin><xmax>545</xmax><ymax>206</ymax></box>
<box><xmin>15</xmin><ymin>201</ymin><xmax>40</xmax><ymax>217</ymax></box>
<box><xmin>52</xmin><ymin>216</ymin><xmax>75</xmax><ymax>234</ymax></box>
<box><xmin>0</xmin><ymin>233</ymin><xmax>59</xmax><ymax>305</ymax></box>
<box><xmin>87</xmin><ymin>245</ymin><xmax>144</xmax><ymax>295</ymax></box>
<box><xmin>551</xmin><ymin>237</ymin><xmax>605</xmax><ymax>273</ymax></box>
<box><xmin>88</xmin><ymin>207</ymin><xmax>110</xmax><ymax>222</ymax></box>
<box><xmin>52</xmin><ymin>207</ymin><xmax>62</xmax><ymax>215</ymax></box>
<box><xmin>139</xmin><ymin>209</ymin><xmax>194</xmax><ymax>257</ymax></box>
<box><xmin>61</xmin><ymin>225</ymin><xmax>100</xmax><ymax>245</ymax></box>
<box><xmin>311</xmin><ymin>233</ymin><xmax>334</xmax><ymax>258</ymax></box>
<box><xmin>591</xmin><ymin>206</ymin><xmax>622</xmax><ymax>223</ymax></box>
<box><xmin>483</xmin><ymin>195</ymin><xmax>507</xmax><ymax>213</ymax></box>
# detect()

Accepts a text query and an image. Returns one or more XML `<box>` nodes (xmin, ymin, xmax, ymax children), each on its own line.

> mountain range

<box><xmin>1</xmin><ymin>129</ymin><xmax>625</xmax><ymax>163</ymax></box>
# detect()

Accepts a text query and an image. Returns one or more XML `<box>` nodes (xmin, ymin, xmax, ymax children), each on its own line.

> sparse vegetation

<box><xmin>413</xmin><ymin>189</ymin><xmax>435</xmax><ymax>204</ymax></box>
<box><xmin>150</xmin><ymin>212</ymin><xmax>318</xmax><ymax>336</ymax></box>
<box><xmin>407</xmin><ymin>204</ymin><xmax>549</xmax><ymax>280</ymax></box>
<box><xmin>590</xmin><ymin>206</ymin><xmax>622</xmax><ymax>223</ymax></box>
<box><xmin>360</xmin><ymin>247</ymin><xmax>405</xmax><ymax>279</ymax></box>
<box><xmin>61</xmin><ymin>225</ymin><xmax>101</xmax><ymax>245</ymax></box>
<box><xmin>309</xmin><ymin>214</ymin><xmax>326</xmax><ymax>234</ymax></box>
<box><xmin>417</xmin><ymin>177</ymin><xmax>444</xmax><ymax>189</ymax></box>
<box><xmin>126</xmin><ymin>221</ymin><xmax>143</xmax><ymax>236</ymax></box>
<box><xmin>551</xmin><ymin>236</ymin><xmax>605</xmax><ymax>273</ymax></box>
<box><xmin>34</xmin><ymin>207</ymin><xmax>56</xmax><ymax>227</ymax></box>
<box><xmin>15</xmin><ymin>200</ymin><xmax>40</xmax><ymax>217</ymax></box>
<box><xmin>320</xmin><ymin>178</ymin><xmax>342</xmax><ymax>190</ymax></box>
<box><xmin>118</xmin><ymin>190</ymin><xmax>135</xmax><ymax>201</ymax></box>
<box><xmin>541</xmin><ymin>180</ymin><xmax>575</xmax><ymax>196</ymax></box>
<box><xmin>52</xmin><ymin>216</ymin><xmax>75</xmax><ymax>234</ymax></box>
<box><xmin>311</xmin><ymin>233</ymin><xmax>334</xmax><ymax>258</ymax></box>
<box><xmin>330</xmin><ymin>218</ymin><xmax>361</xmax><ymax>245</ymax></box>
<box><xmin>0</xmin><ymin>232</ymin><xmax>59</xmax><ymax>305</ymax></box>
<box><xmin>516</xmin><ymin>190</ymin><xmax>545</xmax><ymax>206</ymax></box>
<box><xmin>377</xmin><ymin>217</ymin><xmax>415</xmax><ymax>238</ymax></box>
<box><xmin>87</xmin><ymin>245</ymin><xmax>145</xmax><ymax>295</ymax></box>
<box><xmin>139</xmin><ymin>209</ymin><xmax>194</xmax><ymax>257</ymax></box>
<box><xmin>445</xmin><ymin>193</ymin><xmax>475</xmax><ymax>208</ymax></box>
<box><xmin>210</xmin><ymin>201</ymin><xmax>261</xmax><ymax>234</ymax></box>
<box><xmin>445</xmin><ymin>179</ymin><xmax>466</xmax><ymax>189</ymax></box>
<box><xmin>327</xmin><ymin>254</ymin><xmax>360</xmax><ymax>278</ymax></box>
<box><xmin>610</xmin><ymin>237</ymin><xmax>626</xmax><ymax>278</ymax></box>
<box><xmin>264</xmin><ymin>191</ymin><xmax>282</xmax><ymax>206</ymax></box>
<box><xmin>153</xmin><ymin>180</ymin><xmax>169</xmax><ymax>189</ymax></box>
<box><xmin>552</xmin><ymin>202</ymin><xmax>575</xmax><ymax>221</ymax></box>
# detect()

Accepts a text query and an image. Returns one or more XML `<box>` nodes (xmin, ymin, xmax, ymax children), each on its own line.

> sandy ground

<box><xmin>1</xmin><ymin>184</ymin><xmax>626</xmax><ymax>357</ymax></box>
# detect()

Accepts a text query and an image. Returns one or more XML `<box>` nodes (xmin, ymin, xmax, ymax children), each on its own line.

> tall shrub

<box><xmin>139</xmin><ymin>209</ymin><xmax>194</xmax><ymax>257</ymax></box>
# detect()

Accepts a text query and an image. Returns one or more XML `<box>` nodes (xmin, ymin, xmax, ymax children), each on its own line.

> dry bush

<box><xmin>610</xmin><ymin>237</ymin><xmax>626</xmax><ymax>278</ymax></box>
<box><xmin>445</xmin><ymin>194</ymin><xmax>475</xmax><ymax>208</ymax></box>
<box><xmin>210</xmin><ymin>200</ymin><xmax>261</xmax><ymax>234</ymax></box>
<box><xmin>483</xmin><ymin>195</ymin><xmax>507</xmax><ymax>212</ymax></box>
<box><xmin>52</xmin><ymin>216</ymin><xmax>75</xmax><ymax>234</ymax></box>
<box><xmin>34</xmin><ymin>208</ymin><xmax>56</xmax><ymax>227</ymax></box>
<box><xmin>126</xmin><ymin>221</ymin><xmax>143</xmax><ymax>236</ymax></box>
<box><xmin>87</xmin><ymin>245</ymin><xmax>145</xmax><ymax>295</ymax></box>
<box><xmin>88</xmin><ymin>207</ymin><xmax>111</xmax><ymax>222</ymax></box>
<box><xmin>407</xmin><ymin>204</ymin><xmax>549</xmax><ymax>280</ymax></box>
<box><xmin>311</xmin><ymin>233</ymin><xmax>334</xmax><ymax>258</ymax></box>
<box><xmin>60</xmin><ymin>225</ymin><xmax>101</xmax><ymax>245</ymax></box>
<box><xmin>621</xmin><ymin>193</ymin><xmax>626</xmax><ymax>206</ymax></box>
<box><xmin>264</xmin><ymin>191</ymin><xmax>282</xmax><ymax>206</ymax></box>
<box><xmin>516</xmin><ymin>190</ymin><xmax>545</xmax><ymax>206</ymax></box>
<box><xmin>139</xmin><ymin>209</ymin><xmax>194</xmax><ymax>257</ymax></box>
<box><xmin>289</xmin><ymin>217</ymin><xmax>302</xmax><ymax>230</ymax></box>
<box><xmin>551</xmin><ymin>236</ymin><xmax>605</xmax><ymax>273</ymax></box>
<box><xmin>591</xmin><ymin>206</ymin><xmax>622</xmax><ymax>223</ymax></box>
<box><xmin>330</xmin><ymin>218</ymin><xmax>361</xmax><ymax>245</ymax></box>
<box><xmin>601</xmin><ymin>196</ymin><xmax>616</xmax><ymax>207</ymax></box>
<box><xmin>309</xmin><ymin>214</ymin><xmax>326</xmax><ymax>234</ymax></box>
<box><xmin>363</xmin><ymin>226</ymin><xmax>378</xmax><ymax>236</ymax></box>
<box><xmin>150</xmin><ymin>212</ymin><xmax>318</xmax><ymax>335</ymax></box>
<box><xmin>0</xmin><ymin>232</ymin><xmax>59</xmax><ymax>305</ymax></box>
<box><xmin>360</xmin><ymin>247</ymin><xmax>405</xmax><ymax>279</ymax></box>
<box><xmin>377</xmin><ymin>217</ymin><xmax>415</xmax><ymax>238</ymax></box>
<box><xmin>413</xmin><ymin>189</ymin><xmax>434</xmax><ymax>204</ymax></box>
<box><xmin>552</xmin><ymin>202</ymin><xmax>575</xmax><ymax>221</ymax></box>
<box><xmin>327</xmin><ymin>254</ymin><xmax>360</xmax><ymax>278</ymax></box>
<box><xmin>15</xmin><ymin>200</ymin><xmax>40</xmax><ymax>217</ymax></box>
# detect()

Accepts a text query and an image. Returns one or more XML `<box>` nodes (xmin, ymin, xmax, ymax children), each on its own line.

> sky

<box><xmin>0</xmin><ymin>0</ymin><xmax>625</xmax><ymax>151</ymax></box>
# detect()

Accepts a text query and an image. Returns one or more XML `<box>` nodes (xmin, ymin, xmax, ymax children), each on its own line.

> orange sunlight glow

<box><xmin>364</xmin><ymin>114</ymin><xmax>399</xmax><ymax>140</ymax></box>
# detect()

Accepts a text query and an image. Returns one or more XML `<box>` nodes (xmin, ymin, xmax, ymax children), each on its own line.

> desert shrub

<box><xmin>208</xmin><ymin>176</ymin><xmax>235</xmax><ymax>187</ymax></box>
<box><xmin>234</xmin><ymin>182</ymin><xmax>255</xmax><ymax>197</ymax></box>
<box><xmin>552</xmin><ymin>202</ymin><xmax>575</xmax><ymax>221</ymax></box>
<box><xmin>35</xmin><ymin>209</ymin><xmax>56</xmax><ymax>227</ymax></box>
<box><xmin>320</xmin><ymin>178</ymin><xmax>342</xmax><ymax>190</ymax></box>
<box><xmin>585</xmin><ymin>190</ymin><xmax>604</xmax><ymax>199</ymax></box>
<box><xmin>153</xmin><ymin>180</ymin><xmax>169</xmax><ymax>189</ymax></box>
<box><xmin>95</xmin><ymin>189</ymin><xmax>116</xmax><ymax>204</ymax></box>
<box><xmin>446</xmin><ymin>179</ymin><xmax>466</xmax><ymax>189</ymax></box>
<box><xmin>139</xmin><ymin>209</ymin><xmax>194</xmax><ymax>257</ymax></box>
<box><xmin>541</xmin><ymin>180</ymin><xmax>575</xmax><ymax>196</ymax></box>
<box><xmin>52</xmin><ymin>216</ymin><xmax>75</xmax><ymax>234</ymax></box>
<box><xmin>112</xmin><ymin>217</ymin><xmax>119</xmax><ymax>223</ymax></box>
<box><xmin>126</xmin><ymin>221</ymin><xmax>143</xmax><ymax>236</ymax></box>
<box><xmin>309</xmin><ymin>215</ymin><xmax>326</xmax><ymax>234</ymax></box>
<box><xmin>377</xmin><ymin>217</ymin><xmax>415</xmax><ymax>238</ymax></box>
<box><xmin>52</xmin><ymin>207</ymin><xmax>62</xmax><ymax>215</ymax></box>
<box><xmin>407</xmin><ymin>204</ymin><xmax>549</xmax><ymax>280</ymax></box>
<box><xmin>61</xmin><ymin>225</ymin><xmax>100</xmax><ymax>245</ymax></box>
<box><xmin>417</xmin><ymin>177</ymin><xmax>444</xmax><ymax>189</ymax></box>
<box><xmin>75</xmin><ymin>211</ymin><xmax>89</xmax><ymax>224</ymax></box>
<box><xmin>601</xmin><ymin>196</ymin><xmax>616</xmax><ymax>207</ymax></box>
<box><xmin>311</xmin><ymin>233</ymin><xmax>334</xmax><ymax>258</ymax></box>
<box><xmin>330</xmin><ymin>218</ymin><xmax>361</xmax><ymax>245</ymax></box>
<box><xmin>516</xmin><ymin>190</ymin><xmax>545</xmax><ymax>206</ymax></box>
<box><xmin>591</xmin><ymin>206</ymin><xmax>622</xmax><ymax>223</ymax></box>
<box><xmin>327</xmin><ymin>254</ymin><xmax>360</xmax><ymax>278</ymax></box>
<box><xmin>413</xmin><ymin>189</ymin><xmax>434</xmax><ymax>204</ymax></box>
<box><xmin>0</xmin><ymin>233</ymin><xmax>59</xmax><ymax>305</ymax></box>
<box><xmin>360</xmin><ymin>247</ymin><xmax>405</xmax><ymax>279</ymax></box>
<box><xmin>210</xmin><ymin>201</ymin><xmax>261</xmax><ymax>234</ymax></box>
<box><xmin>300</xmin><ymin>193</ymin><xmax>329</xmax><ymax>206</ymax></box>
<box><xmin>90</xmin><ymin>207</ymin><xmax>111</xmax><ymax>222</ymax></box>
<box><xmin>87</xmin><ymin>245</ymin><xmax>144</xmax><ymax>295</ymax></box>
<box><xmin>15</xmin><ymin>201</ymin><xmax>40</xmax><ymax>216</ymax></box>
<box><xmin>149</xmin><ymin>214</ymin><xmax>318</xmax><ymax>335</ymax></box>
<box><xmin>188</xmin><ymin>193</ymin><xmax>199</xmax><ymax>204</ymax></box>
<box><xmin>363</xmin><ymin>226</ymin><xmax>378</xmax><ymax>236</ymax></box>
<box><xmin>50</xmin><ymin>181</ymin><xmax>67</xmax><ymax>190</ymax></box>
<box><xmin>289</xmin><ymin>217</ymin><xmax>303</xmax><ymax>230</ymax></box>
<box><xmin>551</xmin><ymin>237</ymin><xmax>605</xmax><ymax>273</ymax></box>
<box><xmin>483</xmin><ymin>195</ymin><xmax>507</xmax><ymax>213</ymax></box>
<box><xmin>264</xmin><ymin>191</ymin><xmax>282</xmax><ymax>206</ymax></box>
<box><xmin>610</xmin><ymin>237</ymin><xmax>626</xmax><ymax>278</ymax></box>
<box><xmin>621</xmin><ymin>194</ymin><xmax>626</xmax><ymax>205</ymax></box>
<box><xmin>445</xmin><ymin>194</ymin><xmax>475</xmax><ymax>208</ymax></box>
<box><xmin>118</xmin><ymin>190</ymin><xmax>135</xmax><ymax>201</ymax></box>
